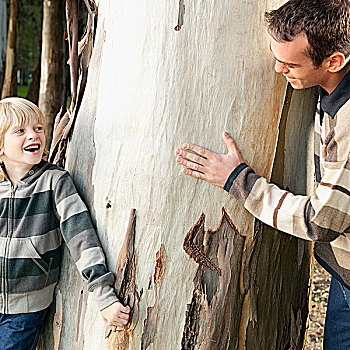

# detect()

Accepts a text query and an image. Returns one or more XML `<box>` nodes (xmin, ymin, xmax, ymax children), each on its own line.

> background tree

<box><xmin>0</xmin><ymin>0</ymin><xmax>6</xmax><ymax>96</ymax></box>
<box><xmin>39</xmin><ymin>0</ymin><xmax>318</xmax><ymax>349</ymax></box>
<box><xmin>19</xmin><ymin>0</ymin><xmax>42</xmax><ymax>104</ymax></box>
<box><xmin>39</xmin><ymin>0</ymin><xmax>66</xmax><ymax>147</ymax></box>
<box><xmin>1</xmin><ymin>0</ymin><xmax>20</xmax><ymax>98</ymax></box>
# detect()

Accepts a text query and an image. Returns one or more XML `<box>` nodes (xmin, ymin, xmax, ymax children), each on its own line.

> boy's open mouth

<box><xmin>23</xmin><ymin>144</ymin><xmax>41</xmax><ymax>154</ymax></box>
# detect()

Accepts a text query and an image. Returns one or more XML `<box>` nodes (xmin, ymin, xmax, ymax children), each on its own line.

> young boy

<box><xmin>0</xmin><ymin>97</ymin><xmax>130</xmax><ymax>350</ymax></box>
<box><xmin>176</xmin><ymin>0</ymin><xmax>350</xmax><ymax>348</ymax></box>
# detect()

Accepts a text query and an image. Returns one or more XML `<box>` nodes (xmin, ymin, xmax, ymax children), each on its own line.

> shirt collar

<box><xmin>0</xmin><ymin>160</ymin><xmax>49</xmax><ymax>185</ymax></box>
<box><xmin>317</xmin><ymin>68</ymin><xmax>350</xmax><ymax>118</ymax></box>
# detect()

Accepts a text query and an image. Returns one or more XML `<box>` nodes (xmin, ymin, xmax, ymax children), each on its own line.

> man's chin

<box><xmin>287</xmin><ymin>80</ymin><xmax>307</xmax><ymax>90</ymax></box>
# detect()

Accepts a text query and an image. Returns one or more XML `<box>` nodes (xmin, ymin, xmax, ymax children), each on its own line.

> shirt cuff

<box><xmin>92</xmin><ymin>284</ymin><xmax>119</xmax><ymax>311</ymax></box>
<box><xmin>224</xmin><ymin>163</ymin><xmax>248</xmax><ymax>192</ymax></box>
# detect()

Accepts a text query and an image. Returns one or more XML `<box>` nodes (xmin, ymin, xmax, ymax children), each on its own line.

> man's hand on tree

<box><xmin>176</xmin><ymin>131</ymin><xmax>244</xmax><ymax>188</ymax></box>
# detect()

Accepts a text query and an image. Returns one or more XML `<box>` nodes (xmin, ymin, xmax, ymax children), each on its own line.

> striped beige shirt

<box><xmin>225</xmin><ymin>78</ymin><xmax>350</xmax><ymax>287</ymax></box>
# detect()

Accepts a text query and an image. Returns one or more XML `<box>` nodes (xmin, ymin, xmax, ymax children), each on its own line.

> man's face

<box><xmin>270</xmin><ymin>34</ymin><xmax>328</xmax><ymax>90</ymax></box>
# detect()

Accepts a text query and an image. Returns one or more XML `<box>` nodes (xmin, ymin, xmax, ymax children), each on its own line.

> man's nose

<box><xmin>275</xmin><ymin>60</ymin><xmax>289</xmax><ymax>74</ymax></box>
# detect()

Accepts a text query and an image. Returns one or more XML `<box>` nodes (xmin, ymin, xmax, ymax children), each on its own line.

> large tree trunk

<box><xmin>0</xmin><ymin>0</ymin><xmax>6</xmax><ymax>96</ymax></box>
<box><xmin>39</xmin><ymin>1</ymin><xmax>318</xmax><ymax>349</ymax></box>
<box><xmin>1</xmin><ymin>0</ymin><xmax>19</xmax><ymax>99</ymax></box>
<box><xmin>39</xmin><ymin>0</ymin><xmax>66</xmax><ymax>148</ymax></box>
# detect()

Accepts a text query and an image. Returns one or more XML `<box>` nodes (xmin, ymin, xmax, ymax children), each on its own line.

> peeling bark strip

<box><xmin>49</xmin><ymin>1</ymin><xmax>97</xmax><ymax>167</ymax></box>
<box><xmin>181</xmin><ymin>289</ymin><xmax>202</xmax><ymax>350</ymax></box>
<box><xmin>174</xmin><ymin>0</ymin><xmax>185</xmax><ymax>31</ymax></box>
<box><xmin>105</xmin><ymin>209</ymin><xmax>140</xmax><ymax>348</ymax></box>
<box><xmin>183</xmin><ymin>213</ymin><xmax>222</xmax><ymax>275</ymax></box>
<box><xmin>141</xmin><ymin>244</ymin><xmax>167</xmax><ymax>350</ymax></box>
<box><xmin>65</xmin><ymin>0</ymin><xmax>79</xmax><ymax>107</ymax></box>
<box><xmin>83</xmin><ymin>0</ymin><xmax>98</xmax><ymax>14</ymax></box>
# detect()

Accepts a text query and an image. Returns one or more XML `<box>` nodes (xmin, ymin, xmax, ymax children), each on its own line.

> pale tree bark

<box><xmin>0</xmin><ymin>0</ymin><xmax>6</xmax><ymax>96</ymax></box>
<box><xmin>1</xmin><ymin>0</ymin><xmax>19</xmax><ymax>99</ymax></box>
<box><xmin>39</xmin><ymin>0</ymin><xmax>319</xmax><ymax>349</ymax></box>
<box><xmin>39</xmin><ymin>0</ymin><xmax>66</xmax><ymax>148</ymax></box>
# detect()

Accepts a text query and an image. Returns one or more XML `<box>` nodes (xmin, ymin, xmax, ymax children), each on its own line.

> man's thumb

<box><xmin>222</xmin><ymin>131</ymin><xmax>236</xmax><ymax>152</ymax></box>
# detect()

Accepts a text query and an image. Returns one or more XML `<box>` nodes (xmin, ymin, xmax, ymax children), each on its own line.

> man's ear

<box><xmin>326</xmin><ymin>52</ymin><xmax>349</xmax><ymax>72</ymax></box>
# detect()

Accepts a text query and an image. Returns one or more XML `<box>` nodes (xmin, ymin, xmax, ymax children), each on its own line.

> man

<box><xmin>175</xmin><ymin>1</ymin><xmax>350</xmax><ymax>349</ymax></box>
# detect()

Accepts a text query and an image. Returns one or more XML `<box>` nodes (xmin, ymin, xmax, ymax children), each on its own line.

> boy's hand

<box><xmin>100</xmin><ymin>301</ymin><xmax>130</xmax><ymax>327</ymax></box>
<box><xmin>175</xmin><ymin>131</ymin><xmax>244</xmax><ymax>188</ymax></box>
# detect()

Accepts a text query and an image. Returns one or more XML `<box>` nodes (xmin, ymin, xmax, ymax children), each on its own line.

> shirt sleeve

<box><xmin>224</xmin><ymin>156</ymin><xmax>350</xmax><ymax>242</ymax></box>
<box><xmin>53</xmin><ymin>171</ymin><xmax>119</xmax><ymax>310</ymax></box>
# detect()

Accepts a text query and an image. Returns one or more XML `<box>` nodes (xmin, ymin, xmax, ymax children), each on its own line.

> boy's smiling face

<box><xmin>0</xmin><ymin>121</ymin><xmax>46</xmax><ymax>177</ymax></box>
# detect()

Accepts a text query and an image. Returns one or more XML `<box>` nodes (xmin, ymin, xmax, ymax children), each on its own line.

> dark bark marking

<box><xmin>154</xmin><ymin>244</ymin><xmax>166</xmax><ymax>285</ymax></box>
<box><xmin>181</xmin><ymin>208</ymin><xmax>246</xmax><ymax>350</ymax></box>
<box><xmin>183</xmin><ymin>213</ymin><xmax>222</xmax><ymax>275</ymax></box>
<box><xmin>148</xmin><ymin>277</ymin><xmax>153</xmax><ymax>290</ymax></box>
<box><xmin>174</xmin><ymin>0</ymin><xmax>185</xmax><ymax>31</ymax></box>
<box><xmin>181</xmin><ymin>289</ymin><xmax>202</xmax><ymax>350</ymax></box>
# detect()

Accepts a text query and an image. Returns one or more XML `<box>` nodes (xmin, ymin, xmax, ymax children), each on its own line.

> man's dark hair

<box><xmin>265</xmin><ymin>0</ymin><xmax>350</xmax><ymax>67</ymax></box>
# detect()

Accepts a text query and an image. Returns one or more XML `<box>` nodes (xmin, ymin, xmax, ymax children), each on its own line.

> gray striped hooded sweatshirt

<box><xmin>0</xmin><ymin>160</ymin><xmax>118</xmax><ymax>314</ymax></box>
<box><xmin>224</xmin><ymin>72</ymin><xmax>350</xmax><ymax>288</ymax></box>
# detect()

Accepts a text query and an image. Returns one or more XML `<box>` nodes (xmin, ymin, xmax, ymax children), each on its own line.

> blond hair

<box><xmin>0</xmin><ymin>97</ymin><xmax>46</xmax><ymax>180</ymax></box>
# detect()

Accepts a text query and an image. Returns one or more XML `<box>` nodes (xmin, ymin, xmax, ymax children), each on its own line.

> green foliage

<box><xmin>18</xmin><ymin>0</ymin><xmax>42</xmax><ymax>83</ymax></box>
<box><xmin>17</xmin><ymin>84</ymin><xmax>28</xmax><ymax>97</ymax></box>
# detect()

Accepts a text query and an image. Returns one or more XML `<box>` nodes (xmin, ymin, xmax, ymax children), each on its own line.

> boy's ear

<box><xmin>326</xmin><ymin>52</ymin><xmax>349</xmax><ymax>73</ymax></box>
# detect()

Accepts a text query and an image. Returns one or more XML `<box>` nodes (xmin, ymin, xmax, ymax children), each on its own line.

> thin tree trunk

<box><xmin>26</xmin><ymin>54</ymin><xmax>41</xmax><ymax>104</ymax></box>
<box><xmin>39</xmin><ymin>1</ymin><xmax>318</xmax><ymax>349</ymax></box>
<box><xmin>39</xmin><ymin>0</ymin><xmax>66</xmax><ymax>148</ymax></box>
<box><xmin>1</xmin><ymin>0</ymin><xmax>19</xmax><ymax>99</ymax></box>
<box><xmin>0</xmin><ymin>0</ymin><xmax>6</xmax><ymax>96</ymax></box>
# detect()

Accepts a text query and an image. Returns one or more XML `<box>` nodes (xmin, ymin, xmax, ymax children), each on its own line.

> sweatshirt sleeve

<box><xmin>224</xmin><ymin>156</ymin><xmax>350</xmax><ymax>242</ymax></box>
<box><xmin>54</xmin><ymin>171</ymin><xmax>119</xmax><ymax>310</ymax></box>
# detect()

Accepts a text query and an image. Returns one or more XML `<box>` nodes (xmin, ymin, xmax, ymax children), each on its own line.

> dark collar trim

<box><xmin>20</xmin><ymin>160</ymin><xmax>49</xmax><ymax>183</ymax></box>
<box><xmin>0</xmin><ymin>160</ymin><xmax>49</xmax><ymax>185</ymax></box>
<box><xmin>318</xmin><ymin>68</ymin><xmax>350</xmax><ymax>118</ymax></box>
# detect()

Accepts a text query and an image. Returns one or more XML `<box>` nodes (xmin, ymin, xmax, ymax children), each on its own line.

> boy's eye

<box><xmin>14</xmin><ymin>129</ymin><xmax>24</xmax><ymax>134</ymax></box>
<box><xmin>35</xmin><ymin>125</ymin><xmax>43</xmax><ymax>132</ymax></box>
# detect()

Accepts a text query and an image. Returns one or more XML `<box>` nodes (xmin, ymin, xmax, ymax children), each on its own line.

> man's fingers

<box><xmin>182</xmin><ymin>143</ymin><xmax>210</xmax><ymax>158</ymax></box>
<box><xmin>176</xmin><ymin>156</ymin><xmax>205</xmax><ymax>172</ymax></box>
<box><xmin>182</xmin><ymin>167</ymin><xmax>208</xmax><ymax>181</ymax></box>
<box><xmin>175</xmin><ymin>148</ymin><xmax>208</xmax><ymax>166</ymax></box>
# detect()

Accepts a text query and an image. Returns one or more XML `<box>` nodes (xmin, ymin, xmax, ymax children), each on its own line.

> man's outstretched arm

<box><xmin>175</xmin><ymin>132</ymin><xmax>350</xmax><ymax>244</ymax></box>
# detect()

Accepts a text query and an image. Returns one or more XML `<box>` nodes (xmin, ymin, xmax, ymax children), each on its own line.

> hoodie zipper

<box><xmin>2</xmin><ymin>185</ymin><xmax>15</xmax><ymax>313</ymax></box>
